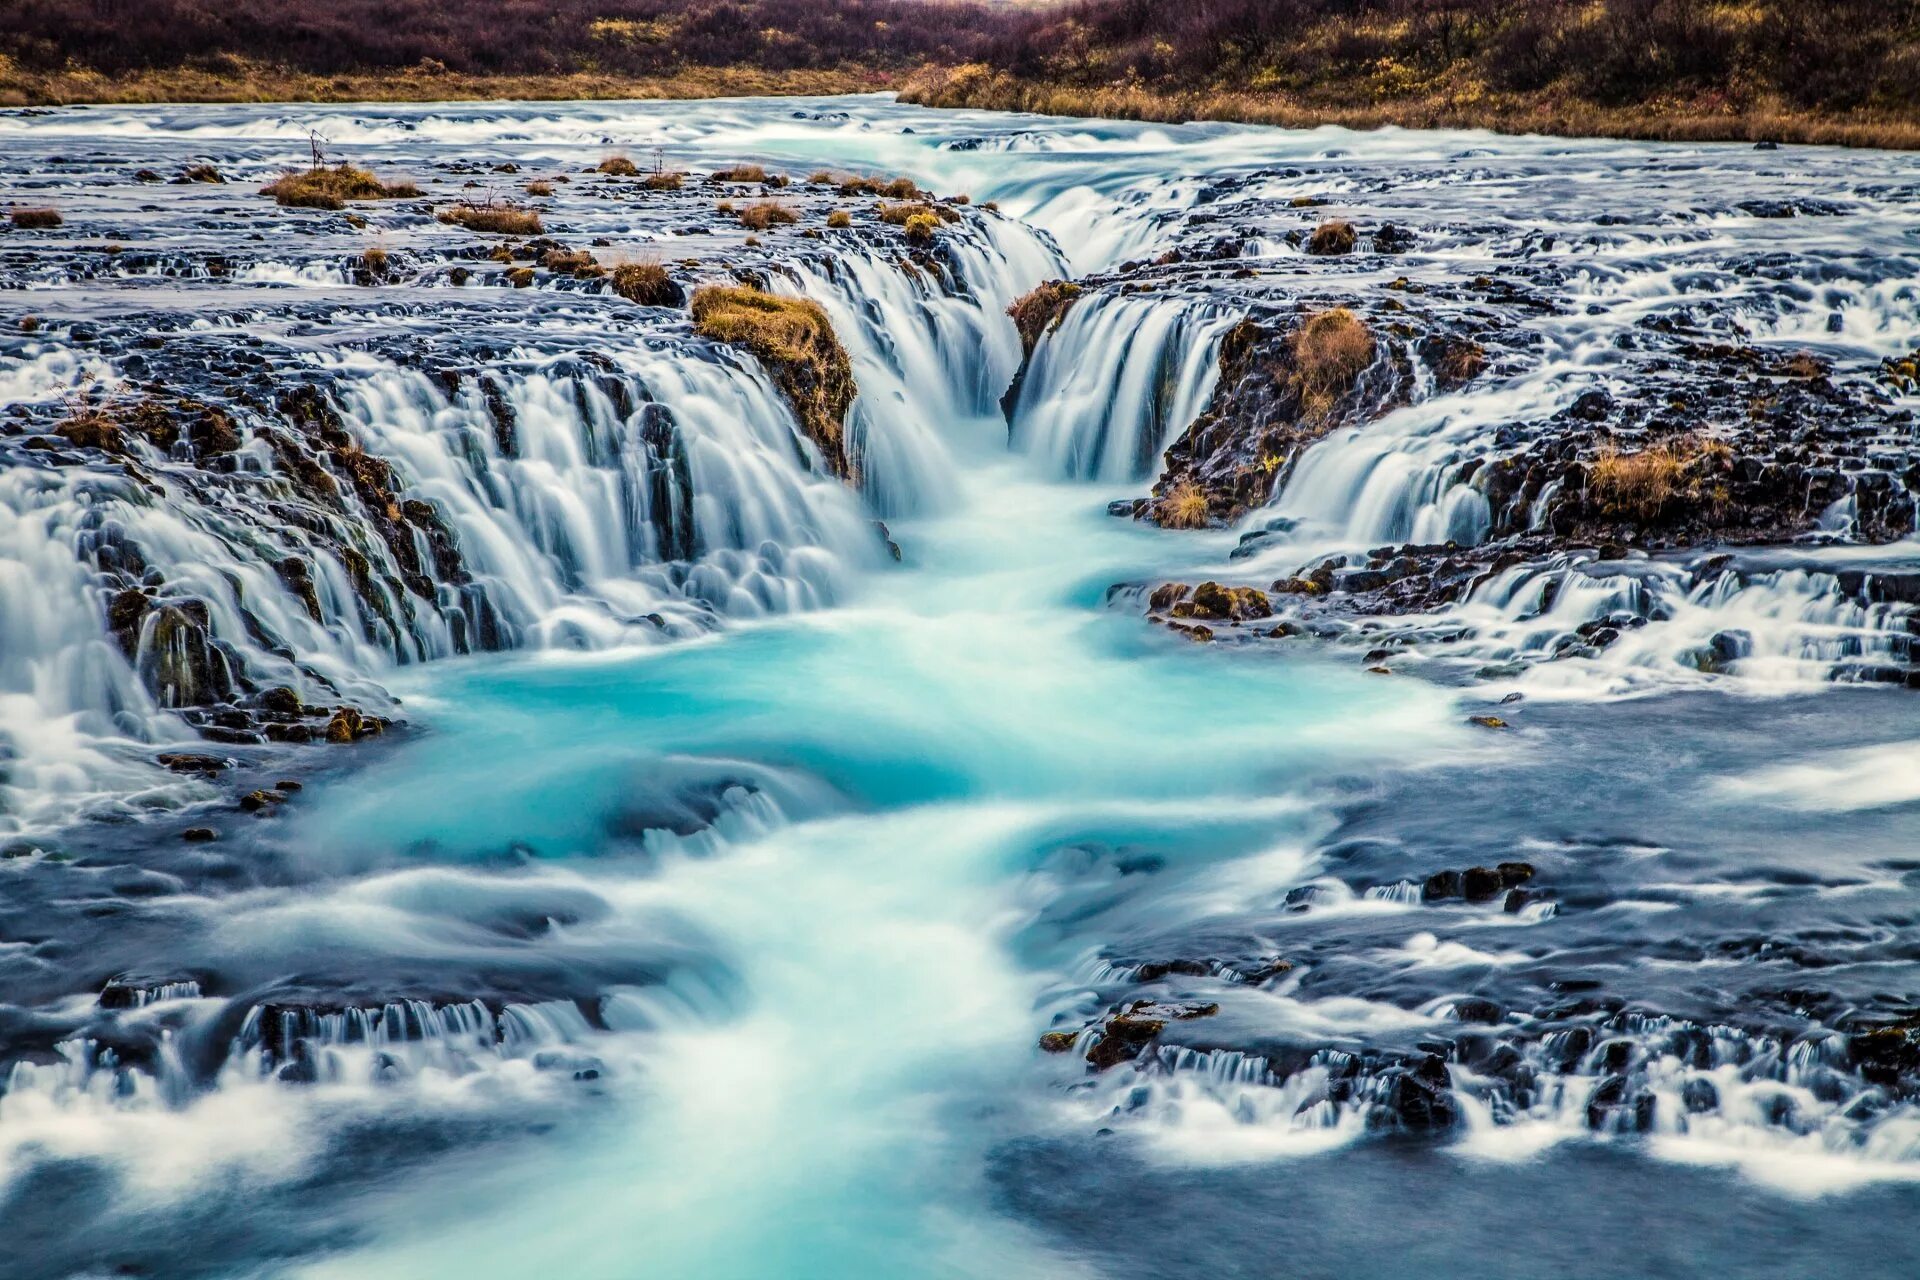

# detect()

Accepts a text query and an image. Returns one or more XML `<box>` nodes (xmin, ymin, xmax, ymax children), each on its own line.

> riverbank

<box><xmin>0</xmin><ymin>60</ymin><xmax>884</xmax><ymax>107</ymax></box>
<box><xmin>898</xmin><ymin>65</ymin><xmax>1920</xmax><ymax>152</ymax></box>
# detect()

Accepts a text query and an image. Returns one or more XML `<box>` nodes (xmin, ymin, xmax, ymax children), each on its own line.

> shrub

<box><xmin>1306</xmin><ymin>220</ymin><xmax>1357</xmax><ymax>256</ymax></box>
<box><xmin>597</xmin><ymin>155</ymin><xmax>639</xmax><ymax>176</ymax></box>
<box><xmin>1007</xmin><ymin>280</ymin><xmax>1083</xmax><ymax>356</ymax></box>
<box><xmin>738</xmin><ymin>200</ymin><xmax>798</xmax><ymax>230</ymax></box>
<box><xmin>262</xmin><ymin>164</ymin><xmax>420</xmax><ymax>210</ymax></box>
<box><xmin>642</xmin><ymin>171</ymin><xmax>684</xmax><ymax>191</ymax></box>
<box><xmin>10</xmin><ymin>207</ymin><xmax>62</xmax><ymax>229</ymax></box>
<box><xmin>611</xmin><ymin>261</ymin><xmax>681</xmax><ymax>307</ymax></box>
<box><xmin>827</xmin><ymin>209</ymin><xmax>852</xmax><ymax>229</ymax></box>
<box><xmin>690</xmin><ymin>285</ymin><xmax>856</xmax><ymax>479</ymax></box>
<box><xmin>1292</xmin><ymin>307</ymin><xmax>1375</xmax><ymax>409</ymax></box>
<box><xmin>438</xmin><ymin>203</ymin><xmax>543</xmax><ymax>235</ymax></box>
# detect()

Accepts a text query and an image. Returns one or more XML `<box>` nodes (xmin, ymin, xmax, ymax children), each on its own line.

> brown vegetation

<box><xmin>1587</xmin><ymin>435</ymin><xmax>1731</xmax><ymax>522</ymax></box>
<box><xmin>642</xmin><ymin>171</ymin><xmax>684</xmax><ymax>191</ymax></box>
<box><xmin>710</xmin><ymin>164</ymin><xmax>774</xmax><ymax>184</ymax></box>
<box><xmin>690</xmin><ymin>285</ymin><xmax>857</xmax><ymax>480</ymax></box>
<box><xmin>1306</xmin><ymin>220</ymin><xmax>1356</xmax><ymax>256</ymax></box>
<box><xmin>9</xmin><ymin>207</ymin><xmax>62</xmax><ymax>229</ymax></box>
<box><xmin>611</xmin><ymin>261</ymin><xmax>681</xmax><ymax>307</ymax></box>
<box><xmin>437</xmin><ymin>203</ymin><xmax>543</xmax><ymax>236</ymax></box>
<box><xmin>525</xmin><ymin>180</ymin><xmax>554</xmax><ymax>197</ymax></box>
<box><xmin>1292</xmin><ymin>308</ymin><xmax>1376</xmax><ymax>414</ymax></box>
<box><xmin>826</xmin><ymin>209</ymin><xmax>852</xmax><ymax>229</ymax></box>
<box><xmin>1154</xmin><ymin>479</ymin><xmax>1213</xmax><ymax>530</ymax></box>
<box><xmin>261</xmin><ymin>163</ymin><xmax>420</xmax><ymax>210</ymax></box>
<box><xmin>597</xmin><ymin>156</ymin><xmax>640</xmax><ymax>176</ymax></box>
<box><xmin>737</xmin><ymin>200</ymin><xmax>798</xmax><ymax>230</ymax></box>
<box><xmin>1007</xmin><ymin>280</ymin><xmax>1083</xmax><ymax>356</ymax></box>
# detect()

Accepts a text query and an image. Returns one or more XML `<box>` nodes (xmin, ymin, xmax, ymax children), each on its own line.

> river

<box><xmin>2</xmin><ymin>95</ymin><xmax>1919</xmax><ymax>1279</ymax></box>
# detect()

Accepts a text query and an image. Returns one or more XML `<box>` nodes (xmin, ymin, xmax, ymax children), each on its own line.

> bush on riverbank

<box><xmin>9</xmin><ymin>207</ymin><xmax>62</xmax><ymax>228</ymax></box>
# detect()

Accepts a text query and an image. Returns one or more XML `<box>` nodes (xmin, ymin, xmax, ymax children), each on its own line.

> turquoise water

<box><xmin>275</xmin><ymin>457</ymin><xmax>1459</xmax><ymax>1277</ymax></box>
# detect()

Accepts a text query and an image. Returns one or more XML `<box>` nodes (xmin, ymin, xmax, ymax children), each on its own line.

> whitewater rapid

<box><xmin>4</xmin><ymin>95</ymin><xmax>1920</xmax><ymax>1279</ymax></box>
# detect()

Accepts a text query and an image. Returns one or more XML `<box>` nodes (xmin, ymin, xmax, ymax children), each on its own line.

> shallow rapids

<box><xmin>4</xmin><ymin>95</ymin><xmax>1920</xmax><ymax>1279</ymax></box>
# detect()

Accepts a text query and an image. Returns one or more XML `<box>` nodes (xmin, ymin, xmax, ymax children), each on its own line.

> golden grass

<box><xmin>9</xmin><ymin>207</ymin><xmax>62</xmax><ymax>229</ymax></box>
<box><xmin>826</xmin><ymin>209</ymin><xmax>852</xmax><ymax>229</ymax></box>
<box><xmin>737</xmin><ymin>200</ymin><xmax>799</xmax><ymax>230</ymax></box>
<box><xmin>177</xmin><ymin>164</ymin><xmax>223</xmax><ymax>183</ymax></box>
<box><xmin>1292</xmin><ymin>307</ymin><xmax>1376</xmax><ymax>410</ymax></box>
<box><xmin>690</xmin><ymin>285</ymin><xmax>857</xmax><ymax>479</ymax></box>
<box><xmin>903</xmin><ymin>211</ymin><xmax>938</xmax><ymax>244</ymax></box>
<box><xmin>437</xmin><ymin>202</ymin><xmax>543</xmax><ymax>235</ymax></box>
<box><xmin>1154</xmin><ymin>479</ymin><xmax>1213</xmax><ymax>529</ymax></box>
<box><xmin>710</xmin><ymin>163</ymin><xmax>774</xmax><ymax>184</ymax></box>
<box><xmin>525</xmin><ymin>180</ymin><xmax>554</xmax><ymax>197</ymax></box>
<box><xmin>610</xmin><ymin>261</ymin><xmax>679</xmax><ymax>306</ymax></box>
<box><xmin>642</xmin><ymin>171</ymin><xmax>684</xmax><ymax>191</ymax></box>
<box><xmin>261</xmin><ymin>163</ymin><xmax>420</xmax><ymax>210</ymax></box>
<box><xmin>1587</xmin><ymin>435</ymin><xmax>1731</xmax><ymax>521</ymax></box>
<box><xmin>900</xmin><ymin>65</ymin><xmax>1920</xmax><ymax>153</ymax></box>
<box><xmin>597</xmin><ymin>155</ymin><xmax>640</xmax><ymax>176</ymax></box>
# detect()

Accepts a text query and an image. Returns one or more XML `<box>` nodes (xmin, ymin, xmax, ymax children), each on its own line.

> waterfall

<box><xmin>1010</xmin><ymin>292</ymin><xmax>1241</xmax><ymax>482</ymax></box>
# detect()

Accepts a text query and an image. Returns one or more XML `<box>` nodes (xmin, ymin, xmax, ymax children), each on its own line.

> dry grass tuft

<box><xmin>691</xmin><ymin>285</ymin><xmax>856</xmax><ymax>479</ymax></box>
<box><xmin>597</xmin><ymin>155</ymin><xmax>639</xmax><ymax>176</ymax></box>
<box><xmin>737</xmin><ymin>200</ymin><xmax>798</xmax><ymax>230</ymax></box>
<box><xmin>438</xmin><ymin>202</ymin><xmax>543</xmax><ymax>235</ymax></box>
<box><xmin>1154</xmin><ymin>479</ymin><xmax>1214</xmax><ymax>529</ymax></box>
<box><xmin>1588</xmin><ymin>435</ymin><xmax>1732</xmax><ymax>521</ymax></box>
<box><xmin>826</xmin><ymin>209</ymin><xmax>852</xmax><ymax>229</ymax></box>
<box><xmin>710</xmin><ymin>163</ymin><xmax>773</xmax><ymax>184</ymax></box>
<box><xmin>525</xmin><ymin>180</ymin><xmax>554</xmax><ymax>197</ymax></box>
<box><xmin>1306</xmin><ymin>220</ymin><xmax>1356</xmax><ymax>256</ymax></box>
<box><xmin>642</xmin><ymin>171</ymin><xmax>684</xmax><ymax>191</ymax></box>
<box><xmin>176</xmin><ymin>164</ymin><xmax>223</xmax><ymax>184</ymax></box>
<box><xmin>262</xmin><ymin>164</ymin><xmax>420</xmax><ymax>210</ymax></box>
<box><xmin>1292</xmin><ymin>307</ymin><xmax>1376</xmax><ymax>411</ymax></box>
<box><xmin>10</xmin><ymin>207</ymin><xmax>62</xmax><ymax>229</ymax></box>
<box><xmin>610</xmin><ymin>261</ymin><xmax>680</xmax><ymax>307</ymax></box>
<box><xmin>1006</xmin><ymin>280</ymin><xmax>1083</xmax><ymax>356</ymax></box>
<box><xmin>903</xmin><ymin>211</ymin><xmax>938</xmax><ymax>245</ymax></box>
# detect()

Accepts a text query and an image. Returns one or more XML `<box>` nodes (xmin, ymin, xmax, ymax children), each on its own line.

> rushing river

<box><xmin>3</xmin><ymin>96</ymin><xmax>1920</xmax><ymax>1278</ymax></box>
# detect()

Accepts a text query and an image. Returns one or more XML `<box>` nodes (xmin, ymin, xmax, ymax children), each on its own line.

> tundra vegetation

<box><xmin>5</xmin><ymin>0</ymin><xmax>1915</xmax><ymax>148</ymax></box>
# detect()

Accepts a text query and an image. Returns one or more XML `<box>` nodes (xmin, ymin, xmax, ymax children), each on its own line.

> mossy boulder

<box><xmin>691</xmin><ymin>285</ymin><xmax>858</xmax><ymax>481</ymax></box>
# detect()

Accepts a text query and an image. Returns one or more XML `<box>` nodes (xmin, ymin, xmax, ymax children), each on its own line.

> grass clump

<box><xmin>1306</xmin><ymin>220</ymin><xmax>1357</xmax><ymax>256</ymax></box>
<box><xmin>1154</xmin><ymin>479</ymin><xmax>1213</xmax><ymax>529</ymax></box>
<box><xmin>710</xmin><ymin>163</ymin><xmax>773</xmax><ymax>185</ymax></box>
<box><xmin>597</xmin><ymin>155</ymin><xmax>639</xmax><ymax>176</ymax></box>
<box><xmin>1292</xmin><ymin>307</ymin><xmax>1376</xmax><ymax>414</ymax></box>
<box><xmin>525</xmin><ymin>180</ymin><xmax>554</xmax><ymax>197</ymax></box>
<box><xmin>438</xmin><ymin>202</ymin><xmax>544</xmax><ymax>235</ymax></box>
<box><xmin>826</xmin><ymin>209</ymin><xmax>852</xmax><ymax>229</ymax></box>
<box><xmin>1588</xmin><ymin>436</ymin><xmax>1731</xmax><ymax>522</ymax></box>
<box><xmin>1007</xmin><ymin>280</ymin><xmax>1083</xmax><ymax>357</ymax></box>
<box><xmin>611</xmin><ymin>261</ymin><xmax>680</xmax><ymax>307</ymax></box>
<box><xmin>903</xmin><ymin>211</ymin><xmax>938</xmax><ymax>245</ymax></box>
<box><xmin>737</xmin><ymin>200</ymin><xmax>798</xmax><ymax>230</ymax></box>
<box><xmin>262</xmin><ymin>164</ymin><xmax>420</xmax><ymax>210</ymax></box>
<box><xmin>642</xmin><ymin>171</ymin><xmax>684</xmax><ymax>191</ymax></box>
<box><xmin>507</xmin><ymin>266</ymin><xmax>535</xmax><ymax>288</ymax></box>
<box><xmin>10</xmin><ymin>207</ymin><xmax>62</xmax><ymax>229</ymax></box>
<box><xmin>175</xmin><ymin>164</ymin><xmax>223</xmax><ymax>184</ymax></box>
<box><xmin>690</xmin><ymin>285</ymin><xmax>857</xmax><ymax>480</ymax></box>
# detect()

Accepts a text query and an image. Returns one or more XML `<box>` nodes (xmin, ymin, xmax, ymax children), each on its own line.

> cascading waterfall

<box><xmin>1010</xmin><ymin>292</ymin><xmax>1240</xmax><ymax>482</ymax></box>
